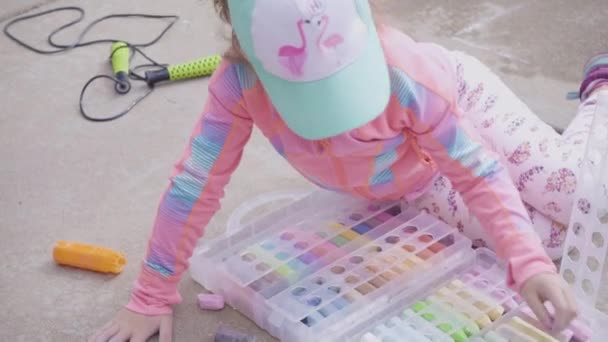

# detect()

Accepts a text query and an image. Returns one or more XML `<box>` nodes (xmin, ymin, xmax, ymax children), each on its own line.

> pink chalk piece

<box><xmin>521</xmin><ymin>304</ymin><xmax>592</xmax><ymax>341</ymax></box>
<box><xmin>198</xmin><ymin>293</ymin><xmax>225</xmax><ymax>311</ymax></box>
<box><xmin>544</xmin><ymin>303</ymin><xmax>592</xmax><ymax>341</ymax></box>
<box><xmin>519</xmin><ymin>307</ymin><xmax>574</xmax><ymax>341</ymax></box>
<box><xmin>561</xmin><ymin>328</ymin><xmax>575</xmax><ymax>342</ymax></box>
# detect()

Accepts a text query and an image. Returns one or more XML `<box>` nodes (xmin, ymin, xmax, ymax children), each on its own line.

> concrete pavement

<box><xmin>1</xmin><ymin>0</ymin><xmax>606</xmax><ymax>341</ymax></box>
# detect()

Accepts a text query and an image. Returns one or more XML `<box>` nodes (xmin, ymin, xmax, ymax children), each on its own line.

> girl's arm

<box><xmin>126</xmin><ymin>64</ymin><xmax>253</xmax><ymax>315</ymax></box>
<box><xmin>411</xmin><ymin>96</ymin><xmax>556</xmax><ymax>292</ymax></box>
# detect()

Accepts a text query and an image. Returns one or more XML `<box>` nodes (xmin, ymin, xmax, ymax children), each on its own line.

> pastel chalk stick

<box><xmin>417</xmin><ymin>234</ymin><xmax>447</xmax><ymax>253</ymax></box>
<box><xmin>214</xmin><ymin>326</ymin><xmax>257</xmax><ymax>342</ymax></box>
<box><xmin>331</xmin><ymin>296</ymin><xmax>351</xmax><ymax>310</ymax></box>
<box><xmin>298</xmin><ymin>252</ymin><xmax>317</xmax><ymax>265</ymax></box>
<box><xmin>317</xmin><ymin>242</ymin><xmax>339</xmax><ymax>255</ymax></box>
<box><xmin>483</xmin><ymin>331</ymin><xmax>509</xmax><ymax>342</ymax></box>
<box><xmin>360</xmin><ymin>332</ymin><xmax>382</xmax><ymax>342</ymax></box>
<box><xmin>435</xmin><ymin>287</ymin><xmax>493</xmax><ymax>329</ymax></box>
<box><xmin>543</xmin><ymin>303</ymin><xmax>592</xmax><ymax>341</ymax></box>
<box><xmin>385</xmin><ymin>205</ymin><xmax>402</xmax><ymax>216</ymax></box>
<box><xmin>496</xmin><ymin>324</ymin><xmax>537</xmax><ymax>342</ymax></box>
<box><xmin>375</xmin><ymin>212</ymin><xmax>394</xmax><ymax>222</ymax></box>
<box><xmin>372</xmin><ymin>324</ymin><xmax>399</xmax><ymax>342</ymax></box>
<box><xmin>344</xmin><ymin>291</ymin><xmax>364</xmax><ymax>303</ymax></box>
<box><xmin>340</xmin><ymin>229</ymin><xmax>360</xmax><ymax>241</ymax></box>
<box><xmin>519</xmin><ymin>307</ymin><xmax>575</xmax><ymax>342</ymax></box>
<box><xmin>377</xmin><ymin>255</ymin><xmax>407</xmax><ymax>275</ymax></box>
<box><xmin>412</xmin><ymin>301</ymin><xmax>468</xmax><ymax>342</ymax></box>
<box><xmin>388</xmin><ymin>317</ymin><xmax>431</xmax><ymax>342</ymax></box>
<box><xmin>489</xmin><ymin>288</ymin><xmax>519</xmax><ymax>311</ymax></box>
<box><xmin>401</xmin><ymin>309</ymin><xmax>448</xmax><ymax>340</ymax></box>
<box><xmin>369</xmin><ymin>275</ymin><xmax>387</xmax><ymax>289</ymax></box>
<box><xmin>355</xmin><ymin>282</ymin><xmax>376</xmax><ymax>295</ymax></box>
<box><xmin>352</xmin><ymin>223</ymin><xmax>372</xmax><ymax>235</ymax></box>
<box><xmin>401</xmin><ymin>254</ymin><xmax>426</xmax><ymax>270</ymax></box>
<box><xmin>508</xmin><ymin>317</ymin><xmax>559</xmax><ymax>342</ymax></box>
<box><xmin>275</xmin><ymin>265</ymin><xmax>297</xmax><ymax>280</ymax></box>
<box><xmin>427</xmin><ymin>295</ymin><xmax>480</xmax><ymax>336</ymax></box>
<box><xmin>286</xmin><ymin>259</ymin><xmax>307</xmax><ymax>272</ymax></box>
<box><xmin>428</xmin><ymin>241</ymin><xmax>447</xmax><ymax>253</ymax></box>
<box><xmin>366</xmin><ymin>217</ymin><xmax>384</xmax><ymax>227</ymax></box>
<box><xmin>401</xmin><ymin>244</ymin><xmax>435</xmax><ymax>260</ymax></box>
<box><xmin>318</xmin><ymin>304</ymin><xmax>339</xmax><ymax>318</ymax></box>
<box><xmin>198</xmin><ymin>293</ymin><xmax>225</xmax><ymax>311</ymax></box>
<box><xmin>330</xmin><ymin>235</ymin><xmax>350</xmax><ymax>247</ymax></box>
<box><xmin>329</xmin><ymin>222</ymin><xmax>346</xmax><ymax>230</ymax></box>
<box><xmin>448</xmin><ymin>279</ymin><xmax>504</xmax><ymax>320</ymax></box>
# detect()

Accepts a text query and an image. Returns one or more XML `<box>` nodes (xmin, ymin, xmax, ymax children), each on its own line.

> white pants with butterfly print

<box><xmin>412</xmin><ymin>51</ymin><xmax>606</xmax><ymax>260</ymax></box>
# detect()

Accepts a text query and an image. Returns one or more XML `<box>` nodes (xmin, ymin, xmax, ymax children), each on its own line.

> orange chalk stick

<box><xmin>53</xmin><ymin>241</ymin><xmax>126</xmax><ymax>274</ymax></box>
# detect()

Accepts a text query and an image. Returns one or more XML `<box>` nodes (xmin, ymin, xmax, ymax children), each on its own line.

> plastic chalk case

<box><xmin>191</xmin><ymin>93</ymin><xmax>608</xmax><ymax>342</ymax></box>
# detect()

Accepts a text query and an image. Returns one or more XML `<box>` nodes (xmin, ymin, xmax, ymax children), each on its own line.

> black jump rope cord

<box><xmin>3</xmin><ymin>6</ymin><xmax>179</xmax><ymax>121</ymax></box>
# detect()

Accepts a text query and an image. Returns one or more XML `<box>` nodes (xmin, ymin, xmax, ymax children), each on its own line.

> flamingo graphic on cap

<box><xmin>228</xmin><ymin>0</ymin><xmax>391</xmax><ymax>139</ymax></box>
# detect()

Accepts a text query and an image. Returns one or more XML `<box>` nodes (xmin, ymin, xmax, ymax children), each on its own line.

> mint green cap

<box><xmin>228</xmin><ymin>0</ymin><xmax>390</xmax><ymax>140</ymax></box>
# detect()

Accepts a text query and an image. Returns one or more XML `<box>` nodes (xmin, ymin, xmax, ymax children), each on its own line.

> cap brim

<box><xmin>259</xmin><ymin>31</ymin><xmax>390</xmax><ymax>140</ymax></box>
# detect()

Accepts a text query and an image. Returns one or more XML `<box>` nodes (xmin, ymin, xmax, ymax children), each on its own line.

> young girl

<box><xmin>91</xmin><ymin>0</ymin><xmax>608</xmax><ymax>341</ymax></box>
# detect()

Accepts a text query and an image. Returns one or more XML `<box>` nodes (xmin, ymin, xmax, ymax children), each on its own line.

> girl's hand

<box><xmin>520</xmin><ymin>273</ymin><xmax>578</xmax><ymax>333</ymax></box>
<box><xmin>89</xmin><ymin>308</ymin><xmax>173</xmax><ymax>342</ymax></box>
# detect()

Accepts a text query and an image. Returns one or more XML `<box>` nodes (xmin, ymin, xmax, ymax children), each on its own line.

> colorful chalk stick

<box><xmin>287</xmin><ymin>259</ymin><xmax>307</xmax><ymax>272</ymax></box>
<box><xmin>483</xmin><ymin>331</ymin><xmax>509</xmax><ymax>342</ymax></box>
<box><xmin>330</xmin><ymin>235</ymin><xmax>350</xmax><ymax>247</ymax></box>
<box><xmin>387</xmin><ymin>317</ymin><xmax>431</xmax><ymax>342</ymax></box>
<box><xmin>427</xmin><ymin>295</ymin><xmax>480</xmax><ymax>336</ymax></box>
<box><xmin>543</xmin><ymin>303</ymin><xmax>592</xmax><ymax>342</ymax></box>
<box><xmin>329</xmin><ymin>222</ymin><xmax>346</xmax><ymax>230</ymax></box>
<box><xmin>298</xmin><ymin>252</ymin><xmax>317</xmax><ymax>265</ymax></box>
<box><xmin>495</xmin><ymin>324</ymin><xmax>537</xmax><ymax>342</ymax></box>
<box><xmin>518</xmin><ymin>307</ymin><xmax>575</xmax><ymax>342</ymax></box>
<box><xmin>372</xmin><ymin>324</ymin><xmax>400</xmax><ymax>342</ymax></box>
<box><xmin>448</xmin><ymin>279</ymin><xmax>504</xmax><ymax>321</ymax></box>
<box><xmin>508</xmin><ymin>317</ymin><xmax>559</xmax><ymax>342</ymax></box>
<box><xmin>344</xmin><ymin>291</ymin><xmax>364</xmax><ymax>302</ymax></box>
<box><xmin>360</xmin><ymin>332</ymin><xmax>382</xmax><ymax>342</ymax></box>
<box><xmin>401</xmin><ymin>308</ymin><xmax>446</xmax><ymax>339</ymax></box>
<box><xmin>376</xmin><ymin>212</ymin><xmax>394</xmax><ymax>222</ymax></box>
<box><xmin>340</xmin><ymin>229</ymin><xmax>360</xmax><ymax>241</ymax></box>
<box><xmin>352</xmin><ymin>223</ymin><xmax>372</xmax><ymax>235</ymax></box>
<box><xmin>411</xmin><ymin>300</ymin><xmax>468</xmax><ymax>342</ymax></box>
<box><xmin>355</xmin><ymin>282</ymin><xmax>376</xmax><ymax>296</ymax></box>
<box><xmin>366</xmin><ymin>217</ymin><xmax>384</xmax><ymax>228</ymax></box>
<box><xmin>436</xmin><ymin>287</ymin><xmax>493</xmax><ymax>329</ymax></box>
<box><xmin>402</xmin><ymin>255</ymin><xmax>425</xmax><ymax>270</ymax></box>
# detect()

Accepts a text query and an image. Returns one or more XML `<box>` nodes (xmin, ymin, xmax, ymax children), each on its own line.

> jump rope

<box><xmin>3</xmin><ymin>6</ymin><xmax>222</xmax><ymax>122</ymax></box>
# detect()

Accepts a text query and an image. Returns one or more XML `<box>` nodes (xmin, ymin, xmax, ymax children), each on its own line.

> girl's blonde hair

<box><xmin>213</xmin><ymin>0</ymin><xmax>248</xmax><ymax>63</ymax></box>
<box><xmin>212</xmin><ymin>0</ymin><xmax>382</xmax><ymax>63</ymax></box>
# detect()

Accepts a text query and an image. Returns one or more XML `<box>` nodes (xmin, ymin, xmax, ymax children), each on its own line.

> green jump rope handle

<box><xmin>111</xmin><ymin>42</ymin><xmax>131</xmax><ymax>94</ymax></box>
<box><xmin>145</xmin><ymin>55</ymin><xmax>222</xmax><ymax>86</ymax></box>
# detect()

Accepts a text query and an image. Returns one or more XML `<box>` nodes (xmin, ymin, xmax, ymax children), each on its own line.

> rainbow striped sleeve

<box><xmin>401</xmin><ymin>79</ymin><xmax>556</xmax><ymax>292</ymax></box>
<box><xmin>127</xmin><ymin>63</ymin><xmax>253</xmax><ymax>315</ymax></box>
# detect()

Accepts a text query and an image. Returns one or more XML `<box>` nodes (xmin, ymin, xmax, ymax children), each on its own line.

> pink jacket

<box><xmin>127</xmin><ymin>26</ymin><xmax>556</xmax><ymax>315</ymax></box>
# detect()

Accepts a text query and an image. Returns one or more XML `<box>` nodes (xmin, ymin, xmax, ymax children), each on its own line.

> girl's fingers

<box><xmin>92</xmin><ymin>322</ymin><xmax>119</xmax><ymax>342</ymax></box>
<box><xmin>108</xmin><ymin>330</ymin><xmax>131</xmax><ymax>342</ymax></box>
<box><xmin>524</xmin><ymin>291</ymin><xmax>552</xmax><ymax>330</ymax></box>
